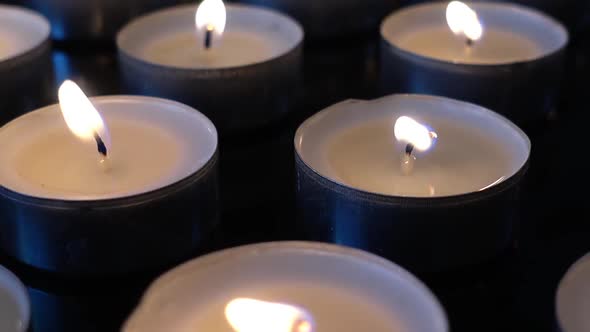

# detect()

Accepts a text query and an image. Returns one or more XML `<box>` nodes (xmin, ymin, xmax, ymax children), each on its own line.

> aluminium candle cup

<box><xmin>0</xmin><ymin>265</ymin><xmax>29</xmax><ymax>332</ymax></box>
<box><xmin>294</xmin><ymin>94</ymin><xmax>530</xmax><ymax>273</ymax></box>
<box><xmin>380</xmin><ymin>2</ymin><xmax>568</xmax><ymax>127</ymax></box>
<box><xmin>0</xmin><ymin>5</ymin><xmax>53</xmax><ymax>126</ymax></box>
<box><xmin>16</xmin><ymin>0</ymin><xmax>192</xmax><ymax>41</ymax></box>
<box><xmin>235</xmin><ymin>0</ymin><xmax>400</xmax><ymax>40</ymax></box>
<box><xmin>123</xmin><ymin>242</ymin><xmax>448</xmax><ymax>332</ymax></box>
<box><xmin>556</xmin><ymin>252</ymin><xmax>590</xmax><ymax>332</ymax></box>
<box><xmin>117</xmin><ymin>4</ymin><xmax>303</xmax><ymax>136</ymax></box>
<box><xmin>0</xmin><ymin>96</ymin><xmax>219</xmax><ymax>276</ymax></box>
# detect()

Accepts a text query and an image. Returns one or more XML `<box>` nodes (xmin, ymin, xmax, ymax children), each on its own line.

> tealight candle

<box><xmin>556</xmin><ymin>252</ymin><xmax>590</xmax><ymax>332</ymax></box>
<box><xmin>118</xmin><ymin>2</ymin><xmax>303</xmax><ymax>135</ymax></box>
<box><xmin>380</xmin><ymin>1</ymin><xmax>568</xmax><ymax>125</ymax></box>
<box><xmin>16</xmin><ymin>0</ymin><xmax>193</xmax><ymax>41</ymax></box>
<box><xmin>0</xmin><ymin>5</ymin><xmax>53</xmax><ymax>125</ymax></box>
<box><xmin>0</xmin><ymin>265</ymin><xmax>29</xmax><ymax>332</ymax></box>
<box><xmin>123</xmin><ymin>242</ymin><xmax>448</xmax><ymax>332</ymax></box>
<box><xmin>0</xmin><ymin>82</ymin><xmax>219</xmax><ymax>275</ymax></box>
<box><xmin>295</xmin><ymin>94</ymin><xmax>530</xmax><ymax>272</ymax></box>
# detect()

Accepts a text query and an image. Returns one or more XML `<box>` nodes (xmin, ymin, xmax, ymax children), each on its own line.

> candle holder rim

<box><xmin>0</xmin><ymin>4</ymin><xmax>51</xmax><ymax>65</ymax></box>
<box><xmin>123</xmin><ymin>241</ymin><xmax>449</xmax><ymax>332</ymax></box>
<box><xmin>0</xmin><ymin>95</ymin><xmax>219</xmax><ymax>203</ymax></box>
<box><xmin>0</xmin><ymin>265</ymin><xmax>30</xmax><ymax>332</ymax></box>
<box><xmin>556</xmin><ymin>252</ymin><xmax>590</xmax><ymax>332</ymax></box>
<box><xmin>380</xmin><ymin>0</ymin><xmax>569</xmax><ymax>67</ymax></box>
<box><xmin>116</xmin><ymin>3</ymin><xmax>304</xmax><ymax>71</ymax></box>
<box><xmin>294</xmin><ymin>94</ymin><xmax>531</xmax><ymax>201</ymax></box>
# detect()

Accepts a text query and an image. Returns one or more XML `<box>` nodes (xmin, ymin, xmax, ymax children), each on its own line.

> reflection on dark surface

<box><xmin>51</xmin><ymin>42</ymin><xmax>121</xmax><ymax>97</ymax></box>
<box><xmin>0</xmin><ymin>9</ymin><xmax>588</xmax><ymax>332</ymax></box>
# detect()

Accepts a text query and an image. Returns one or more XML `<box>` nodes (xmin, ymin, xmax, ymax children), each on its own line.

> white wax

<box><xmin>143</xmin><ymin>31</ymin><xmax>273</xmax><ymax>68</ymax></box>
<box><xmin>0</xmin><ymin>266</ymin><xmax>29</xmax><ymax>332</ymax></box>
<box><xmin>118</xmin><ymin>4</ymin><xmax>303</xmax><ymax>69</ymax></box>
<box><xmin>295</xmin><ymin>95</ymin><xmax>530</xmax><ymax>198</ymax></box>
<box><xmin>0</xmin><ymin>5</ymin><xmax>49</xmax><ymax>62</ymax></box>
<box><xmin>0</xmin><ymin>288</ymin><xmax>22</xmax><ymax>332</ymax></box>
<box><xmin>395</xmin><ymin>26</ymin><xmax>539</xmax><ymax>64</ymax></box>
<box><xmin>0</xmin><ymin>96</ymin><xmax>217</xmax><ymax>201</ymax></box>
<box><xmin>124</xmin><ymin>242</ymin><xmax>447</xmax><ymax>332</ymax></box>
<box><xmin>557</xmin><ymin>253</ymin><xmax>590</xmax><ymax>332</ymax></box>
<box><xmin>381</xmin><ymin>2</ymin><xmax>568</xmax><ymax>65</ymax></box>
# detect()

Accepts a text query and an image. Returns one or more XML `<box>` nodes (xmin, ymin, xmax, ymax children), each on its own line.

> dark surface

<box><xmin>0</xmin><ymin>8</ymin><xmax>588</xmax><ymax>332</ymax></box>
<box><xmin>14</xmin><ymin>0</ymin><xmax>193</xmax><ymax>41</ymax></box>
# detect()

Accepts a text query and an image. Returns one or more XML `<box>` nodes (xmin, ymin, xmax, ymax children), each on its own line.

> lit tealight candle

<box><xmin>118</xmin><ymin>2</ymin><xmax>303</xmax><ymax>134</ymax></box>
<box><xmin>380</xmin><ymin>1</ymin><xmax>569</xmax><ymax>124</ymax></box>
<box><xmin>0</xmin><ymin>82</ymin><xmax>219</xmax><ymax>275</ymax></box>
<box><xmin>123</xmin><ymin>242</ymin><xmax>448</xmax><ymax>332</ymax></box>
<box><xmin>295</xmin><ymin>94</ymin><xmax>530</xmax><ymax>271</ymax></box>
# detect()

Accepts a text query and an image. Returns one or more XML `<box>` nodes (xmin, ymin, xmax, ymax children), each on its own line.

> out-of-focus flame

<box><xmin>446</xmin><ymin>1</ymin><xmax>483</xmax><ymax>42</ymax></box>
<box><xmin>394</xmin><ymin>116</ymin><xmax>437</xmax><ymax>152</ymax></box>
<box><xmin>195</xmin><ymin>0</ymin><xmax>227</xmax><ymax>35</ymax></box>
<box><xmin>225</xmin><ymin>298</ymin><xmax>314</xmax><ymax>332</ymax></box>
<box><xmin>58</xmin><ymin>80</ymin><xmax>111</xmax><ymax>151</ymax></box>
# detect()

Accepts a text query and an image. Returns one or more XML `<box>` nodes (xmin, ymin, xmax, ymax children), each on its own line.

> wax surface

<box><xmin>296</xmin><ymin>95</ymin><xmax>530</xmax><ymax>198</ymax></box>
<box><xmin>0</xmin><ymin>96</ymin><xmax>217</xmax><ymax>200</ymax></box>
<box><xmin>557</xmin><ymin>254</ymin><xmax>590</xmax><ymax>332</ymax></box>
<box><xmin>188</xmin><ymin>283</ymin><xmax>402</xmax><ymax>332</ymax></box>
<box><xmin>396</xmin><ymin>26</ymin><xmax>540</xmax><ymax>63</ymax></box>
<box><xmin>327</xmin><ymin>119</ymin><xmax>511</xmax><ymax>197</ymax></box>
<box><xmin>0</xmin><ymin>39</ymin><xmax>6</xmax><ymax>58</ymax></box>
<box><xmin>16</xmin><ymin>122</ymin><xmax>181</xmax><ymax>197</ymax></box>
<box><xmin>143</xmin><ymin>31</ymin><xmax>273</xmax><ymax>68</ymax></box>
<box><xmin>0</xmin><ymin>288</ymin><xmax>22</xmax><ymax>332</ymax></box>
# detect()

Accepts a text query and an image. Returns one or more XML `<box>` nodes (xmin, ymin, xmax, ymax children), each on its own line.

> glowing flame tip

<box><xmin>446</xmin><ymin>1</ymin><xmax>483</xmax><ymax>42</ymax></box>
<box><xmin>196</xmin><ymin>0</ymin><xmax>227</xmax><ymax>35</ymax></box>
<box><xmin>58</xmin><ymin>80</ymin><xmax>111</xmax><ymax>152</ymax></box>
<box><xmin>225</xmin><ymin>298</ymin><xmax>314</xmax><ymax>332</ymax></box>
<box><xmin>394</xmin><ymin>116</ymin><xmax>437</xmax><ymax>152</ymax></box>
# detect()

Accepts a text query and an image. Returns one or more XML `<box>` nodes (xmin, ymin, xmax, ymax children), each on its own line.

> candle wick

<box><xmin>405</xmin><ymin>143</ymin><xmax>414</xmax><ymax>156</ymax></box>
<box><xmin>204</xmin><ymin>25</ymin><xmax>214</xmax><ymax>50</ymax></box>
<box><xmin>401</xmin><ymin>143</ymin><xmax>416</xmax><ymax>176</ymax></box>
<box><xmin>466</xmin><ymin>38</ymin><xmax>474</xmax><ymax>47</ymax></box>
<box><xmin>94</xmin><ymin>132</ymin><xmax>108</xmax><ymax>157</ymax></box>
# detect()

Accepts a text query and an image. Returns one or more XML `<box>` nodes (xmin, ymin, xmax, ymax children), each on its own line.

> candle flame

<box><xmin>58</xmin><ymin>80</ymin><xmax>111</xmax><ymax>152</ymax></box>
<box><xmin>394</xmin><ymin>116</ymin><xmax>437</xmax><ymax>152</ymax></box>
<box><xmin>446</xmin><ymin>1</ymin><xmax>483</xmax><ymax>42</ymax></box>
<box><xmin>196</xmin><ymin>0</ymin><xmax>227</xmax><ymax>35</ymax></box>
<box><xmin>225</xmin><ymin>298</ymin><xmax>314</xmax><ymax>332</ymax></box>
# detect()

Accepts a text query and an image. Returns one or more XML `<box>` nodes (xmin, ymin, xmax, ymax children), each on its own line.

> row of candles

<box><xmin>0</xmin><ymin>0</ymin><xmax>586</xmax><ymax>331</ymax></box>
